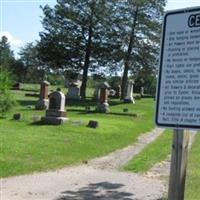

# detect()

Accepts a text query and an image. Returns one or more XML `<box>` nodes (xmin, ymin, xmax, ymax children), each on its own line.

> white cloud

<box><xmin>0</xmin><ymin>31</ymin><xmax>23</xmax><ymax>46</ymax></box>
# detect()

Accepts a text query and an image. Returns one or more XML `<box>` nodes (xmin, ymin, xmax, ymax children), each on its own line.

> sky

<box><xmin>0</xmin><ymin>0</ymin><xmax>200</xmax><ymax>56</ymax></box>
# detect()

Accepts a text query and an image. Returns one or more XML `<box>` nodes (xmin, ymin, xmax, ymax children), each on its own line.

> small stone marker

<box><xmin>87</xmin><ymin>120</ymin><xmax>99</xmax><ymax>128</ymax></box>
<box><xmin>13</xmin><ymin>113</ymin><xmax>21</xmax><ymax>120</ymax></box>
<box><xmin>124</xmin><ymin>80</ymin><xmax>135</xmax><ymax>103</ymax></box>
<box><xmin>12</xmin><ymin>82</ymin><xmax>21</xmax><ymax>90</ymax></box>
<box><xmin>123</xmin><ymin>108</ymin><xmax>128</xmax><ymax>113</ymax></box>
<box><xmin>35</xmin><ymin>81</ymin><xmax>50</xmax><ymax>110</ymax></box>
<box><xmin>41</xmin><ymin>90</ymin><xmax>68</xmax><ymax>125</ymax></box>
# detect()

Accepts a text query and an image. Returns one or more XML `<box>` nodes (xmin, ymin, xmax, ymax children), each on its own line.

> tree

<box><xmin>0</xmin><ymin>66</ymin><xmax>15</xmax><ymax>116</ymax></box>
<box><xmin>114</xmin><ymin>0</ymin><xmax>166</xmax><ymax>99</ymax></box>
<box><xmin>0</xmin><ymin>36</ymin><xmax>15</xmax><ymax>70</ymax></box>
<box><xmin>39</xmin><ymin>0</ymin><xmax>120</xmax><ymax>98</ymax></box>
<box><xmin>18</xmin><ymin>43</ymin><xmax>47</xmax><ymax>83</ymax></box>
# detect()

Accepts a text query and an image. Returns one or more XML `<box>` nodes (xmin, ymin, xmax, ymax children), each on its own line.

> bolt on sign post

<box><xmin>155</xmin><ymin>6</ymin><xmax>200</xmax><ymax>200</ymax></box>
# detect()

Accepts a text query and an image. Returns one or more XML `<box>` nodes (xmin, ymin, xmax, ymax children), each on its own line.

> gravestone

<box><xmin>87</xmin><ymin>120</ymin><xmax>99</xmax><ymax>128</ymax></box>
<box><xmin>12</xmin><ymin>82</ymin><xmax>21</xmax><ymax>90</ymax></box>
<box><xmin>140</xmin><ymin>87</ymin><xmax>144</xmax><ymax>97</ymax></box>
<box><xmin>41</xmin><ymin>90</ymin><xmax>68</xmax><ymax>125</ymax></box>
<box><xmin>96</xmin><ymin>82</ymin><xmax>110</xmax><ymax>113</ymax></box>
<box><xmin>35</xmin><ymin>81</ymin><xmax>50</xmax><ymax>110</ymax></box>
<box><xmin>66</xmin><ymin>80</ymin><xmax>81</xmax><ymax>100</ymax></box>
<box><xmin>124</xmin><ymin>80</ymin><xmax>135</xmax><ymax>103</ymax></box>
<box><xmin>13</xmin><ymin>113</ymin><xmax>21</xmax><ymax>120</ymax></box>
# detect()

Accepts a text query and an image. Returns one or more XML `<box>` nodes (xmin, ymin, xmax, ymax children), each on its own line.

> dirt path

<box><xmin>1</xmin><ymin>127</ymin><xmax>167</xmax><ymax>200</ymax></box>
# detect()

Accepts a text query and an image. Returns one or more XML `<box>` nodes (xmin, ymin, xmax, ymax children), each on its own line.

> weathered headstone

<box><xmin>140</xmin><ymin>87</ymin><xmax>144</xmax><ymax>97</ymax></box>
<box><xmin>124</xmin><ymin>80</ymin><xmax>135</xmax><ymax>103</ymax></box>
<box><xmin>66</xmin><ymin>80</ymin><xmax>82</xmax><ymax>100</ymax></box>
<box><xmin>12</xmin><ymin>82</ymin><xmax>21</xmax><ymax>90</ymax></box>
<box><xmin>35</xmin><ymin>81</ymin><xmax>50</xmax><ymax>110</ymax></box>
<box><xmin>96</xmin><ymin>82</ymin><xmax>110</xmax><ymax>113</ymax></box>
<box><xmin>41</xmin><ymin>90</ymin><xmax>68</xmax><ymax>125</ymax></box>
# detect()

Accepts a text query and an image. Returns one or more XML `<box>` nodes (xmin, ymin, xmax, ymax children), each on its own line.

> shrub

<box><xmin>0</xmin><ymin>67</ymin><xmax>15</xmax><ymax>116</ymax></box>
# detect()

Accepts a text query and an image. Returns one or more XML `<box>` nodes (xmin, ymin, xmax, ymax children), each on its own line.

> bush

<box><xmin>0</xmin><ymin>67</ymin><xmax>15</xmax><ymax>116</ymax></box>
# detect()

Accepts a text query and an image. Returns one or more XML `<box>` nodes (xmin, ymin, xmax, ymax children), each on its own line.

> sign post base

<box><xmin>168</xmin><ymin>129</ymin><xmax>190</xmax><ymax>200</ymax></box>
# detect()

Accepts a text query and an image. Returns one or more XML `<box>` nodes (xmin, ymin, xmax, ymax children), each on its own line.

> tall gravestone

<box><xmin>96</xmin><ymin>82</ymin><xmax>110</xmax><ymax>113</ymax></box>
<box><xmin>140</xmin><ymin>87</ymin><xmax>144</xmax><ymax>97</ymax></box>
<box><xmin>124</xmin><ymin>80</ymin><xmax>135</xmax><ymax>103</ymax></box>
<box><xmin>41</xmin><ymin>90</ymin><xmax>68</xmax><ymax>125</ymax></box>
<box><xmin>66</xmin><ymin>80</ymin><xmax>81</xmax><ymax>100</ymax></box>
<box><xmin>35</xmin><ymin>81</ymin><xmax>50</xmax><ymax>110</ymax></box>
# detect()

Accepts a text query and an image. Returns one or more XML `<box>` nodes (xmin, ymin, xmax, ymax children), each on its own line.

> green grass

<box><xmin>0</xmin><ymin>84</ymin><xmax>155</xmax><ymax>177</ymax></box>
<box><xmin>185</xmin><ymin>133</ymin><xmax>200</xmax><ymax>200</ymax></box>
<box><xmin>123</xmin><ymin>129</ymin><xmax>172</xmax><ymax>172</ymax></box>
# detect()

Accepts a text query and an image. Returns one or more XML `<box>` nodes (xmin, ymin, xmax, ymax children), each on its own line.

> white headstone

<box><xmin>124</xmin><ymin>80</ymin><xmax>135</xmax><ymax>103</ymax></box>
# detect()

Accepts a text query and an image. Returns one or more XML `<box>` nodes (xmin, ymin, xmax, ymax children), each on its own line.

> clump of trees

<box><xmin>0</xmin><ymin>0</ymin><xmax>166</xmax><ymax>98</ymax></box>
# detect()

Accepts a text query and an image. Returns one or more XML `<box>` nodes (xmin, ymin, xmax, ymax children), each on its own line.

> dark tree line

<box><xmin>0</xmin><ymin>0</ymin><xmax>166</xmax><ymax>98</ymax></box>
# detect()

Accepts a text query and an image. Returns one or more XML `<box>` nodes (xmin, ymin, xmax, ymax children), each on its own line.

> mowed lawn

<box><xmin>0</xmin><ymin>85</ymin><xmax>155</xmax><ymax>177</ymax></box>
<box><xmin>185</xmin><ymin>133</ymin><xmax>200</xmax><ymax>200</ymax></box>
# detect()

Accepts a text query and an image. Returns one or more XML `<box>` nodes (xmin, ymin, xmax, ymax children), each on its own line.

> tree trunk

<box><xmin>80</xmin><ymin>21</ymin><xmax>93</xmax><ymax>99</ymax></box>
<box><xmin>121</xmin><ymin>7</ymin><xmax>138</xmax><ymax>99</ymax></box>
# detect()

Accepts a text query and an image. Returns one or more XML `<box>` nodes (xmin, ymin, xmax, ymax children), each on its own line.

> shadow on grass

<box><xmin>20</xmin><ymin>88</ymin><xmax>39</xmax><ymax>92</ymax></box>
<box><xmin>56</xmin><ymin>182</ymin><xmax>134</xmax><ymax>200</ymax></box>
<box><xmin>67</xmin><ymin>109</ymin><xmax>137</xmax><ymax>117</ymax></box>
<box><xmin>17</xmin><ymin>100</ymin><xmax>37</xmax><ymax>107</ymax></box>
<box><xmin>66</xmin><ymin>99</ymin><xmax>124</xmax><ymax>107</ymax></box>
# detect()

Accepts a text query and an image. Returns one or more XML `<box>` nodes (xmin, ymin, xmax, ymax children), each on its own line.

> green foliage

<box><xmin>0</xmin><ymin>36</ymin><xmax>15</xmax><ymax>71</ymax></box>
<box><xmin>47</xmin><ymin>74</ymin><xmax>64</xmax><ymax>85</ymax></box>
<box><xmin>0</xmin><ymin>67</ymin><xmax>15</xmax><ymax>116</ymax></box>
<box><xmin>133</xmin><ymin>70</ymin><xmax>157</xmax><ymax>95</ymax></box>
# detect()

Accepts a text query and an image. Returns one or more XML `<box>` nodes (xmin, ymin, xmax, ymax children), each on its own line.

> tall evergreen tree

<box><xmin>114</xmin><ymin>0</ymin><xmax>166</xmax><ymax>98</ymax></box>
<box><xmin>39</xmin><ymin>0</ymin><xmax>119</xmax><ymax>98</ymax></box>
<box><xmin>0</xmin><ymin>36</ymin><xmax>15</xmax><ymax>70</ymax></box>
<box><xmin>19</xmin><ymin>43</ymin><xmax>47</xmax><ymax>82</ymax></box>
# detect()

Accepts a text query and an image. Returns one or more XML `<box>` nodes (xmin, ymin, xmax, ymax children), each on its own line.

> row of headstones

<box><xmin>34</xmin><ymin>80</ymin><xmax>142</xmax><ymax>124</ymax></box>
<box><xmin>35</xmin><ymin>80</ymin><xmax>138</xmax><ymax>108</ymax></box>
<box><xmin>35</xmin><ymin>80</ymin><xmax>144</xmax><ymax>113</ymax></box>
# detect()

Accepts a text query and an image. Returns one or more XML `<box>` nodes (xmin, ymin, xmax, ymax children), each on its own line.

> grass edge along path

<box><xmin>185</xmin><ymin>133</ymin><xmax>200</xmax><ymax>200</ymax></box>
<box><xmin>123</xmin><ymin>129</ymin><xmax>172</xmax><ymax>172</ymax></box>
